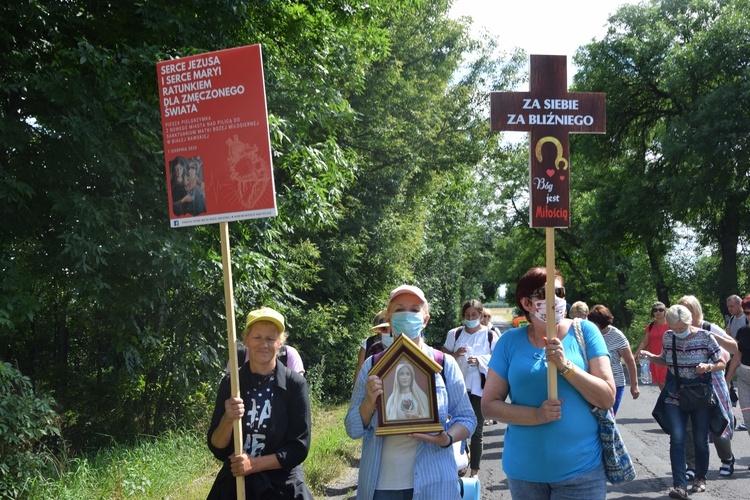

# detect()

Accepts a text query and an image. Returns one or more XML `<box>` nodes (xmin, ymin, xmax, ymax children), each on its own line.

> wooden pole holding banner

<box><xmin>220</xmin><ymin>221</ymin><xmax>244</xmax><ymax>499</ymax></box>
<box><xmin>157</xmin><ymin>45</ymin><xmax>278</xmax><ymax>500</ymax></box>
<box><xmin>545</xmin><ymin>228</ymin><xmax>557</xmax><ymax>399</ymax></box>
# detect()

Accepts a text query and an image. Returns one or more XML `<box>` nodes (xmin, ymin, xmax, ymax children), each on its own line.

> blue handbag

<box><xmin>573</xmin><ymin>319</ymin><xmax>636</xmax><ymax>484</ymax></box>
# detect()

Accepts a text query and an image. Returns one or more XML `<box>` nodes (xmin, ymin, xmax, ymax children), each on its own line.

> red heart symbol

<box><xmin>559</xmin><ymin>175</ymin><xmax>565</xmax><ymax>181</ymax></box>
<box><xmin>546</xmin><ymin>169</ymin><xmax>555</xmax><ymax>177</ymax></box>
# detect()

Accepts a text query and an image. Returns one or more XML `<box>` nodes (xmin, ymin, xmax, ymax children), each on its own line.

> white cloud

<box><xmin>450</xmin><ymin>0</ymin><xmax>641</xmax><ymax>83</ymax></box>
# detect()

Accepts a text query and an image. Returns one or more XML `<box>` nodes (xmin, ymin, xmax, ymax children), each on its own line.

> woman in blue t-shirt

<box><xmin>481</xmin><ymin>267</ymin><xmax>615</xmax><ymax>499</ymax></box>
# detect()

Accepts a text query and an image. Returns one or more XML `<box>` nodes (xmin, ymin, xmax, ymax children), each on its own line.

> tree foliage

<box><xmin>0</xmin><ymin>1</ymin><xmax>520</xmax><ymax>473</ymax></box>
<box><xmin>572</xmin><ymin>0</ymin><xmax>750</xmax><ymax>317</ymax></box>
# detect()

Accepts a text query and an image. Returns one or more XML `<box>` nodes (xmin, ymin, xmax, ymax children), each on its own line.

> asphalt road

<box><xmin>473</xmin><ymin>382</ymin><xmax>749</xmax><ymax>499</ymax></box>
<box><xmin>323</xmin><ymin>378</ymin><xmax>749</xmax><ymax>499</ymax></box>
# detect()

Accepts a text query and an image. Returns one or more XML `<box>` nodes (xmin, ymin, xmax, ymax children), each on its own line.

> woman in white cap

<box><xmin>207</xmin><ymin>306</ymin><xmax>313</xmax><ymax>499</ymax></box>
<box><xmin>345</xmin><ymin>285</ymin><xmax>476</xmax><ymax>499</ymax></box>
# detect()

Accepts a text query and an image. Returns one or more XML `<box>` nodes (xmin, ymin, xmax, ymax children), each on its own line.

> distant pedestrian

<box><xmin>678</xmin><ymin>295</ymin><xmax>737</xmax><ymax>478</ymax></box>
<box><xmin>587</xmin><ymin>304</ymin><xmax>639</xmax><ymax>415</ymax></box>
<box><xmin>443</xmin><ymin>299</ymin><xmax>498</xmax><ymax>478</ymax></box>
<box><xmin>726</xmin><ymin>305</ymin><xmax>750</xmax><ymax>453</ymax></box>
<box><xmin>568</xmin><ymin>301</ymin><xmax>589</xmax><ymax>319</ymax></box>
<box><xmin>635</xmin><ymin>302</ymin><xmax>669</xmax><ymax>390</ymax></box>
<box><xmin>354</xmin><ymin>310</ymin><xmax>389</xmax><ymax>383</ymax></box>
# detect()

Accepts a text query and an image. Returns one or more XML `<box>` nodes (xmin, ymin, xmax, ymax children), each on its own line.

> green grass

<box><xmin>306</xmin><ymin>404</ymin><xmax>360</xmax><ymax>497</ymax></box>
<box><xmin>26</xmin><ymin>429</ymin><xmax>219</xmax><ymax>499</ymax></box>
<box><xmin>23</xmin><ymin>404</ymin><xmax>357</xmax><ymax>499</ymax></box>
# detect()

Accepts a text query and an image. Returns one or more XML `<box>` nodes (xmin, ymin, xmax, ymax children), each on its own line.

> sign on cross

<box><xmin>491</xmin><ymin>55</ymin><xmax>605</xmax><ymax>228</ymax></box>
<box><xmin>490</xmin><ymin>55</ymin><xmax>606</xmax><ymax>399</ymax></box>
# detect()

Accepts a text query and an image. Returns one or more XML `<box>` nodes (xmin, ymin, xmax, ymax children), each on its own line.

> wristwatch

<box><xmin>441</xmin><ymin>431</ymin><xmax>454</xmax><ymax>448</ymax></box>
<box><xmin>559</xmin><ymin>360</ymin><xmax>575</xmax><ymax>378</ymax></box>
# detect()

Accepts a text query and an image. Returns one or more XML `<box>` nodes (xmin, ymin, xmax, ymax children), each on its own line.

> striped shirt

<box><xmin>602</xmin><ymin>326</ymin><xmax>629</xmax><ymax>387</ymax></box>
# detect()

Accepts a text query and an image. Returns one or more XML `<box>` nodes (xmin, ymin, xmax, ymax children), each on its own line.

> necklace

<box><xmin>527</xmin><ymin>324</ymin><xmax>547</xmax><ymax>349</ymax></box>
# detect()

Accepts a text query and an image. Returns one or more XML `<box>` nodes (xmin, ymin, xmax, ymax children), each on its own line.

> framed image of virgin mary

<box><xmin>370</xmin><ymin>334</ymin><xmax>444</xmax><ymax>436</ymax></box>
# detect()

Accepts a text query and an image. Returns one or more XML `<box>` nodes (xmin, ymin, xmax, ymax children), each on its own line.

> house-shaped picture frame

<box><xmin>369</xmin><ymin>334</ymin><xmax>444</xmax><ymax>436</ymax></box>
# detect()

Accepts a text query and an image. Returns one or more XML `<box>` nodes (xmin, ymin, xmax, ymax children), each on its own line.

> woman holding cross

<box><xmin>481</xmin><ymin>267</ymin><xmax>615</xmax><ymax>499</ymax></box>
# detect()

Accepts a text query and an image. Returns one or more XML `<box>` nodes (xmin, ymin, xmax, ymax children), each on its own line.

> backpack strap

<box><xmin>365</xmin><ymin>334</ymin><xmax>377</xmax><ymax>353</ymax></box>
<box><xmin>236</xmin><ymin>344</ymin><xmax>247</xmax><ymax>367</ymax></box>
<box><xmin>454</xmin><ymin>327</ymin><xmax>463</xmax><ymax>342</ymax></box>
<box><xmin>372</xmin><ymin>350</ymin><xmax>386</xmax><ymax>366</ymax></box>
<box><xmin>647</xmin><ymin>320</ymin><xmax>655</xmax><ymax>332</ymax></box>
<box><xmin>572</xmin><ymin>318</ymin><xmax>588</xmax><ymax>362</ymax></box>
<box><xmin>277</xmin><ymin>344</ymin><xmax>288</xmax><ymax>366</ymax></box>
<box><xmin>433</xmin><ymin>349</ymin><xmax>446</xmax><ymax>384</ymax></box>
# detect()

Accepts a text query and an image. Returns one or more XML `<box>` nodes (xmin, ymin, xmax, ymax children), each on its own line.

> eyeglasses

<box><xmin>482</xmin><ymin>315</ymin><xmax>491</xmax><ymax>319</ymax></box>
<box><xmin>529</xmin><ymin>286</ymin><xmax>565</xmax><ymax>300</ymax></box>
<box><xmin>744</xmin><ymin>309</ymin><xmax>750</xmax><ymax>315</ymax></box>
<box><xmin>652</xmin><ymin>308</ymin><xmax>665</xmax><ymax>313</ymax></box>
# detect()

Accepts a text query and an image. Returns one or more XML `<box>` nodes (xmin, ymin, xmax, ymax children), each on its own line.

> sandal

<box><xmin>691</xmin><ymin>479</ymin><xmax>706</xmax><ymax>493</ymax></box>
<box><xmin>685</xmin><ymin>468</ymin><xmax>696</xmax><ymax>481</ymax></box>
<box><xmin>719</xmin><ymin>456</ymin><xmax>734</xmax><ymax>476</ymax></box>
<box><xmin>668</xmin><ymin>486</ymin><xmax>688</xmax><ymax>499</ymax></box>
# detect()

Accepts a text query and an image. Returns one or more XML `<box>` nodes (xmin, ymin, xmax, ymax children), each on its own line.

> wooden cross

<box><xmin>490</xmin><ymin>55</ymin><xmax>606</xmax><ymax>399</ymax></box>
<box><xmin>491</xmin><ymin>55</ymin><xmax>605</xmax><ymax>228</ymax></box>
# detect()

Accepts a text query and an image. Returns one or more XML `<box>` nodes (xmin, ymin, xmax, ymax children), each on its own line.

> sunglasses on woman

<box><xmin>652</xmin><ymin>307</ymin><xmax>665</xmax><ymax>313</ymax></box>
<box><xmin>529</xmin><ymin>286</ymin><xmax>566</xmax><ymax>300</ymax></box>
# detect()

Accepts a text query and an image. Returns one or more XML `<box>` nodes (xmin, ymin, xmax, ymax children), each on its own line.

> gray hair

<box><xmin>666</xmin><ymin>304</ymin><xmax>692</xmax><ymax>326</ymax></box>
<box><xmin>727</xmin><ymin>294</ymin><xmax>741</xmax><ymax>304</ymax></box>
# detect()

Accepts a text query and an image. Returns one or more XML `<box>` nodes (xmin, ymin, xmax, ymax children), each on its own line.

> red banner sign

<box><xmin>157</xmin><ymin>45</ymin><xmax>276</xmax><ymax>228</ymax></box>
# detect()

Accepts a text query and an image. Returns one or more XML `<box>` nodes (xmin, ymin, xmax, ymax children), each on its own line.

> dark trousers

<box><xmin>469</xmin><ymin>393</ymin><xmax>484</xmax><ymax>470</ymax></box>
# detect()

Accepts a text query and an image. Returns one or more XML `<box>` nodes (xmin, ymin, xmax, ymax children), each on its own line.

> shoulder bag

<box><xmin>671</xmin><ymin>335</ymin><xmax>717</xmax><ymax>411</ymax></box>
<box><xmin>572</xmin><ymin>318</ymin><xmax>636</xmax><ymax>484</ymax></box>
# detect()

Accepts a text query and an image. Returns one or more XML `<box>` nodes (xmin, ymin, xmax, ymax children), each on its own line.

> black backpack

<box><xmin>364</xmin><ymin>334</ymin><xmax>380</xmax><ymax>355</ymax></box>
<box><xmin>453</xmin><ymin>327</ymin><xmax>495</xmax><ymax>353</ymax></box>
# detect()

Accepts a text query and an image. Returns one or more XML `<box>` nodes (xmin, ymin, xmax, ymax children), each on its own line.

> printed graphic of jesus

<box><xmin>385</xmin><ymin>362</ymin><xmax>429</xmax><ymax>420</ymax></box>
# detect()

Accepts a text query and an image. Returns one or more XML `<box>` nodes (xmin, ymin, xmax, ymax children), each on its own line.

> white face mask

<box><xmin>532</xmin><ymin>296</ymin><xmax>567</xmax><ymax>324</ymax></box>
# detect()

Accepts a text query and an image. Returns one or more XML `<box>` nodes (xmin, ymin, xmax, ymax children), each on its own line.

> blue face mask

<box><xmin>673</xmin><ymin>328</ymin><xmax>691</xmax><ymax>339</ymax></box>
<box><xmin>390</xmin><ymin>312</ymin><xmax>425</xmax><ymax>340</ymax></box>
<box><xmin>463</xmin><ymin>318</ymin><xmax>481</xmax><ymax>329</ymax></box>
<box><xmin>381</xmin><ymin>333</ymin><xmax>395</xmax><ymax>348</ymax></box>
